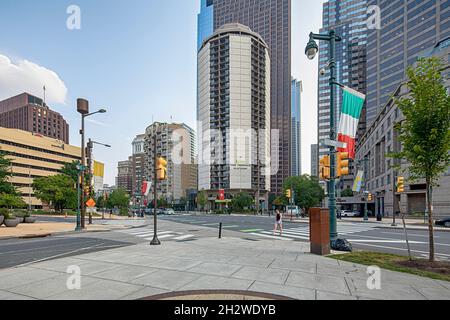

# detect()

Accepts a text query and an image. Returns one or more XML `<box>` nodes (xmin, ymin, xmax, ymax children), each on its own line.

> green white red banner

<box><xmin>337</xmin><ymin>86</ymin><xmax>366</xmax><ymax>159</ymax></box>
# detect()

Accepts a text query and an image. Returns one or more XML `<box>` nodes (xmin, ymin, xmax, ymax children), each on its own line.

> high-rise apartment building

<box><xmin>197</xmin><ymin>0</ymin><xmax>291</xmax><ymax>194</ymax></box>
<box><xmin>143</xmin><ymin>122</ymin><xmax>197</xmax><ymax>203</ymax></box>
<box><xmin>131</xmin><ymin>134</ymin><xmax>146</xmax><ymax>205</ymax></box>
<box><xmin>318</xmin><ymin>0</ymin><xmax>368</xmax><ymax>190</ymax></box>
<box><xmin>197</xmin><ymin>24</ymin><xmax>271</xmax><ymax>209</ymax></box>
<box><xmin>366</xmin><ymin>0</ymin><xmax>450</xmax><ymax>125</ymax></box>
<box><xmin>291</xmin><ymin>79</ymin><xmax>302</xmax><ymax>176</ymax></box>
<box><xmin>0</xmin><ymin>93</ymin><xmax>69</xmax><ymax>144</ymax></box>
<box><xmin>117</xmin><ymin>158</ymin><xmax>133</xmax><ymax>195</ymax></box>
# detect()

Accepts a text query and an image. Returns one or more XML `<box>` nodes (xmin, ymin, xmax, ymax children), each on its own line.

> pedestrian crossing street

<box><xmin>246</xmin><ymin>224</ymin><xmax>377</xmax><ymax>242</ymax></box>
<box><xmin>118</xmin><ymin>227</ymin><xmax>196</xmax><ymax>242</ymax></box>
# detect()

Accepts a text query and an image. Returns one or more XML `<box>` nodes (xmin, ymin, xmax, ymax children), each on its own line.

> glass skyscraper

<box><xmin>317</xmin><ymin>0</ymin><xmax>368</xmax><ymax>189</ymax></box>
<box><xmin>197</xmin><ymin>0</ymin><xmax>214</xmax><ymax>50</ymax></box>
<box><xmin>291</xmin><ymin>78</ymin><xmax>302</xmax><ymax>177</ymax></box>
<box><xmin>366</xmin><ymin>0</ymin><xmax>450</xmax><ymax>125</ymax></box>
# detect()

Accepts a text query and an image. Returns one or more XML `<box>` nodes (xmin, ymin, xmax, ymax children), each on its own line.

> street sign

<box><xmin>320</xmin><ymin>139</ymin><xmax>347</xmax><ymax>149</ymax></box>
<box><xmin>86</xmin><ymin>198</ymin><xmax>96</xmax><ymax>208</ymax></box>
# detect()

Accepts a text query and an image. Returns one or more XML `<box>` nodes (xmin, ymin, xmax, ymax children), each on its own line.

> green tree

<box><xmin>0</xmin><ymin>193</ymin><xmax>26</xmax><ymax>209</ymax></box>
<box><xmin>0</xmin><ymin>152</ymin><xmax>17</xmax><ymax>195</ymax></box>
<box><xmin>341</xmin><ymin>189</ymin><xmax>354</xmax><ymax>197</ymax></box>
<box><xmin>60</xmin><ymin>161</ymin><xmax>81</xmax><ymax>182</ymax></box>
<box><xmin>197</xmin><ymin>191</ymin><xmax>208</xmax><ymax>211</ymax></box>
<box><xmin>283</xmin><ymin>175</ymin><xmax>325</xmax><ymax>214</ymax></box>
<box><xmin>231</xmin><ymin>192</ymin><xmax>253</xmax><ymax>213</ymax></box>
<box><xmin>157</xmin><ymin>197</ymin><xmax>169</xmax><ymax>208</ymax></box>
<box><xmin>109</xmin><ymin>188</ymin><xmax>130</xmax><ymax>215</ymax></box>
<box><xmin>391</xmin><ymin>57</ymin><xmax>450</xmax><ymax>262</ymax></box>
<box><xmin>33</xmin><ymin>175</ymin><xmax>77</xmax><ymax>212</ymax></box>
<box><xmin>96</xmin><ymin>195</ymin><xmax>106</xmax><ymax>209</ymax></box>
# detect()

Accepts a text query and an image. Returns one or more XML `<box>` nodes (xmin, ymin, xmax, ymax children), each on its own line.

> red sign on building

<box><xmin>218</xmin><ymin>189</ymin><xmax>225</xmax><ymax>201</ymax></box>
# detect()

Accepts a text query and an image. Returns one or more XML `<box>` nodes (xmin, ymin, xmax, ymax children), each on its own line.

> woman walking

<box><xmin>273</xmin><ymin>209</ymin><xmax>283</xmax><ymax>236</ymax></box>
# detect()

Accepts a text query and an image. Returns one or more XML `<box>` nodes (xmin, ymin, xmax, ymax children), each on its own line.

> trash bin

<box><xmin>309</xmin><ymin>208</ymin><xmax>330</xmax><ymax>256</ymax></box>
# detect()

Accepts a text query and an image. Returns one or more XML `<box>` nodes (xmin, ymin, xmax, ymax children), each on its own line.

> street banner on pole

<box><xmin>353</xmin><ymin>170</ymin><xmax>364</xmax><ymax>192</ymax></box>
<box><xmin>337</xmin><ymin>86</ymin><xmax>366</xmax><ymax>159</ymax></box>
<box><xmin>141</xmin><ymin>181</ymin><xmax>151</xmax><ymax>196</ymax></box>
<box><xmin>93</xmin><ymin>161</ymin><xmax>104</xmax><ymax>192</ymax></box>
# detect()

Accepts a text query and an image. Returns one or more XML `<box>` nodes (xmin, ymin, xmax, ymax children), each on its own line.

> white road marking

<box><xmin>381</xmin><ymin>232</ymin><xmax>440</xmax><ymax>238</ymax></box>
<box><xmin>173</xmin><ymin>235</ymin><xmax>195</xmax><ymax>241</ymax></box>
<box><xmin>157</xmin><ymin>234</ymin><xmax>177</xmax><ymax>239</ymax></box>
<box><xmin>347</xmin><ymin>239</ymin><xmax>425</xmax><ymax>244</ymax></box>
<box><xmin>249</xmin><ymin>233</ymin><xmax>293</xmax><ymax>241</ymax></box>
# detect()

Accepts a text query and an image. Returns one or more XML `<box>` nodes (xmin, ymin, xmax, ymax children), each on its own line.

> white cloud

<box><xmin>0</xmin><ymin>53</ymin><xmax>67</xmax><ymax>104</ymax></box>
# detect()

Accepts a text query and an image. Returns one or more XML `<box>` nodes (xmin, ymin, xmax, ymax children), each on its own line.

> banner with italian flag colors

<box><xmin>337</xmin><ymin>86</ymin><xmax>366</xmax><ymax>159</ymax></box>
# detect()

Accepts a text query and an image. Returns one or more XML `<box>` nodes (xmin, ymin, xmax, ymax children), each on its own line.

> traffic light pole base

<box><xmin>150</xmin><ymin>236</ymin><xmax>161</xmax><ymax>246</ymax></box>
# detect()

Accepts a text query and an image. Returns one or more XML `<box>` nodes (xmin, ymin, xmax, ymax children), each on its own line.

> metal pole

<box><xmin>88</xmin><ymin>139</ymin><xmax>93</xmax><ymax>225</ymax></box>
<box><xmin>75</xmin><ymin>171</ymin><xmax>82</xmax><ymax>231</ymax></box>
<box><xmin>364</xmin><ymin>157</ymin><xmax>369</xmax><ymax>221</ymax></box>
<box><xmin>28</xmin><ymin>167</ymin><xmax>32</xmax><ymax>215</ymax></box>
<box><xmin>81</xmin><ymin>115</ymin><xmax>86</xmax><ymax>229</ymax></box>
<box><xmin>392</xmin><ymin>172</ymin><xmax>398</xmax><ymax>226</ymax></box>
<box><xmin>328</xmin><ymin>30</ymin><xmax>338</xmax><ymax>241</ymax></box>
<box><xmin>150</xmin><ymin>134</ymin><xmax>160</xmax><ymax>246</ymax></box>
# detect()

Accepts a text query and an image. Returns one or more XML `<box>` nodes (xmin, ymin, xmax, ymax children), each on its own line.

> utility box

<box><xmin>309</xmin><ymin>208</ymin><xmax>330</xmax><ymax>256</ymax></box>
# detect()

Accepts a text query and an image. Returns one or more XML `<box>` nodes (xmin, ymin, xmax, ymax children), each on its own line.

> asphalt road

<box><xmin>159</xmin><ymin>214</ymin><xmax>450</xmax><ymax>261</ymax></box>
<box><xmin>0</xmin><ymin>235</ymin><xmax>133</xmax><ymax>269</ymax></box>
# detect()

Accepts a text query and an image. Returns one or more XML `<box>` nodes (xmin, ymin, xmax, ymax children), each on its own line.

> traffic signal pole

<box><xmin>150</xmin><ymin>135</ymin><xmax>160</xmax><ymax>246</ymax></box>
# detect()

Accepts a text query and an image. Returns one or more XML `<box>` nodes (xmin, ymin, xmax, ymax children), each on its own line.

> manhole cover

<box><xmin>140</xmin><ymin>290</ymin><xmax>294</xmax><ymax>300</ymax></box>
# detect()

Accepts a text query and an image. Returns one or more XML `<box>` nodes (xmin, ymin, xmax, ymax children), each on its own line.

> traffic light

<box><xmin>286</xmin><ymin>189</ymin><xmax>292</xmax><ymax>199</ymax></box>
<box><xmin>397</xmin><ymin>176</ymin><xmax>405</xmax><ymax>193</ymax></box>
<box><xmin>337</xmin><ymin>152</ymin><xmax>350</xmax><ymax>177</ymax></box>
<box><xmin>368</xmin><ymin>193</ymin><xmax>373</xmax><ymax>201</ymax></box>
<box><xmin>156</xmin><ymin>157</ymin><xmax>168</xmax><ymax>181</ymax></box>
<box><xmin>319</xmin><ymin>156</ymin><xmax>331</xmax><ymax>180</ymax></box>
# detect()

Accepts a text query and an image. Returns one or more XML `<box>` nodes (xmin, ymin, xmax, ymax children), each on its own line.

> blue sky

<box><xmin>0</xmin><ymin>0</ymin><xmax>324</xmax><ymax>185</ymax></box>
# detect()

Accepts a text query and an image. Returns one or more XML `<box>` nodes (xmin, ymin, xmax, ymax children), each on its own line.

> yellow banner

<box><xmin>93</xmin><ymin>161</ymin><xmax>104</xmax><ymax>178</ymax></box>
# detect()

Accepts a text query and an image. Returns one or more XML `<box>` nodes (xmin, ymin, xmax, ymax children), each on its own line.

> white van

<box><xmin>286</xmin><ymin>206</ymin><xmax>300</xmax><ymax>217</ymax></box>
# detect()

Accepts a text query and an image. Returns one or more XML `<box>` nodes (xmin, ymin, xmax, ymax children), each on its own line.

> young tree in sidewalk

<box><xmin>0</xmin><ymin>152</ymin><xmax>17</xmax><ymax>196</ymax></box>
<box><xmin>197</xmin><ymin>191</ymin><xmax>208</xmax><ymax>212</ymax></box>
<box><xmin>283</xmin><ymin>175</ymin><xmax>325</xmax><ymax>215</ymax></box>
<box><xmin>392</xmin><ymin>57</ymin><xmax>450</xmax><ymax>262</ymax></box>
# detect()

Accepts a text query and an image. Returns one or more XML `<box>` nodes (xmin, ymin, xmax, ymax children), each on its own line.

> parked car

<box><xmin>340</xmin><ymin>210</ymin><xmax>360</xmax><ymax>218</ymax></box>
<box><xmin>164</xmin><ymin>208</ymin><xmax>175</xmax><ymax>215</ymax></box>
<box><xmin>435</xmin><ymin>217</ymin><xmax>450</xmax><ymax>228</ymax></box>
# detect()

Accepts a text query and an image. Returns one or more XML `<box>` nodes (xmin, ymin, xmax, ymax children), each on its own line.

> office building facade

<box><xmin>0</xmin><ymin>127</ymin><xmax>80</xmax><ymax>208</ymax></box>
<box><xmin>117</xmin><ymin>158</ymin><xmax>133</xmax><ymax>195</ymax></box>
<box><xmin>366</xmin><ymin>0</ymin><xmax>450</xmax><ymax>125</ymax></box>
<box><xmin>197</xmin><ymin>0</ymin><xmax>291</xmax><ymax>194</ymax></box>
<box><xmin>131</xmin><ymin>134</ymin><xmax>146</xmax><ymax>206</ymax></box>
<box><xmin>291</xmin><ymin>79</ymin><xmax>302</xmax><ymax>176</ymax></box>
<box><xmin>356</xmin><ymin>39</ymin><xmax>450</xmax><ymax>217</ymax></box>
<box><xmin>144</xmin><ymin>122</ymin><xmax>197</xmax><ymax>203</ymax></box>
<box><xmin>197</xmin><ymin>24</ymin><xmax>271</xmax><ymax>208</ymax></box>
<box><xmin>311</xmin><ymin>144</ymin><xmax>319</xmax><ymax>178</ymax></box>
<box><xmin>0</xmin><ymin>93</ymin><xmax>69</xmax><ymax>144</ymax></box>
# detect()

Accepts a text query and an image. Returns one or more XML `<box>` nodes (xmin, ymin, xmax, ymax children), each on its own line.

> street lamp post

<box><xmin>150</xmin><ymin>134</ymin><xmax>161</xmax><ymax>246</ymax></box>
<box><xmin>305</xmin><ymin>30</ymin><xmax>342</xmax><ymax>241</ymax></box>
<box><xmin>87</xmin><ymin>139</ymin><xmax>111</xmax><ymax>225</ymax></box>
<box><xmin>75</xmin><ymin>163</ymin><xmax>86</xmax><ymax>231</ymax></box>
<box><xmin>77</xmin><ymin>98</ymin><xmax>106</xmax><ymax>230</ymax></box>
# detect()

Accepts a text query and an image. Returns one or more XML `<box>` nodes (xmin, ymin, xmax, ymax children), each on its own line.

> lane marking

<box><xmin>201</xmin><ymin>223</ymin><xmax>221</xmax><ymax>226</ymax></box>
<box><xmin>240</xmin><ymin>229</ymin><xmax>265</xmax><ymax>233</ymax></box>
<box><xmin>380</xmin><ymin>232</ymin><xmax>440</xmax><ymax>238</ymax></box>
<box><xmin>248</xmin><ymin>233</ymin><xmax>293</xmax><ymax>241</ymax></box>
<box><xmin>222</xmin><ymin>225</ymin><xmax>240</xmax><ymax>229</ymax></box>
<box><xmin>347</xmin><ymin>239</ymin><xmax>425</xmax><ymax>244</ymax></box>
<box><xmin>174</xmin><ymin>235</ymin><xmax>195</xmax><ymax>241</ymax></box>
<box><xmin>157</xmin><ymin>234</ymin><xmax>176</xmax><ymax>239</ymax></box>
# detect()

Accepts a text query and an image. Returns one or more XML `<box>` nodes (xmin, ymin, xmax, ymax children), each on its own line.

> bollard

<box><xmin>219</xmin><ymin>222</ymin><xmax>222</xmax><ymax>239</ymax></box>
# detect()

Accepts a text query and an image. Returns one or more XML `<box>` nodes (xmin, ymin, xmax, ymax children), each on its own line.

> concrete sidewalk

<box><xmin>0</xmin><ymin>236</ymin><xmax>449</xmax><ymax>300</ymax></box>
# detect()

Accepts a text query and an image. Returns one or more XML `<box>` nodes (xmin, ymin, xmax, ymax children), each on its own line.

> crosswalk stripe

<box><xmin>135</xmin><ymin>233</ymin><xmax>155</xmax><ymax>238</ymax></box>
<box><xmin>136</xmin><ymin>231</ymin><xmax>173</xmax><ymax>237</ymax></box>
<box><xmin>260</xmin><ymin>231</ymin><xmax>309</xmax><ymax>240</ymax></box>
<box><xmin>174</xmin><ymin>235</ymin><xmax>195</xmax><ymax>241</ymax></box>
<box><xmin>158</xmin><ymin>234</ymin><xmax>177</xmax><ymax>239</ymax></box>
<box><xmin>249</xmin><ymin>233</ymin><xmax>293</xmax><ymax>241</ymax></box>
